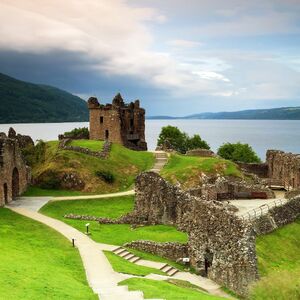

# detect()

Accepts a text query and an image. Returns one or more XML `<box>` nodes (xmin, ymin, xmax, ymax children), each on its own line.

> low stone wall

<box><xmin>237</xmin><ymin>162</ymin><xmax>268</xmax><ymax>178</ymax></box>
<box><xmin>59</xmin><ymin>139</ymin><xmax>111</xmax><ymax>159</ymax></box>
<box><xmin>252</xmin><ymin>196</ymin><xmax>300</xmax><ymax>235</ymax></box>
<box><xmin>64</xmin><ymin>213</ymin><xmax>137</xmax><ymax>224</ymax></box>
<box><xmin>124</xmin><ymin>241</ymin><xmax>188</xmax><ymax>262</ymax></box>
<box><xmin>186</xmin><ymin>148</ymin><xmax>216</xmax><ymax>157</ymax></box>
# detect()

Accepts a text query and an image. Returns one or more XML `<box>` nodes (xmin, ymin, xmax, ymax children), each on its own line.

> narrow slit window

<box><xmin>100</xmin><ymin>116</ymin><xmax>104</xmax><ymax>124</ymax></box>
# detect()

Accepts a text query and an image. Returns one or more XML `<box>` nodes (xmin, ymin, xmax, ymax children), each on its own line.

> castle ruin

<box><xmin>88</xmin><ymin>93</ymin><xmax>147</xmax><ymax>151</ymax></box>
<box><xmin>0</xmin><ymin>129</ymin><xmax>31</xmax><ymax>206</ymax></box>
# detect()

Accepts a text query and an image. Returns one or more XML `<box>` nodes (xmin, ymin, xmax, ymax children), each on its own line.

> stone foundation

<box><xmin>124</xmin><ymin>241</ymin><xmax>188</xmax><ymax>262</ymax></box>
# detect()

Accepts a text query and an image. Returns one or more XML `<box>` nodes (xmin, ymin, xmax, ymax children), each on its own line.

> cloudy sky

<box><xmin>0</xmin><ymin>0</ymin><xmax>300</xmax><ymax>115</ymax></box>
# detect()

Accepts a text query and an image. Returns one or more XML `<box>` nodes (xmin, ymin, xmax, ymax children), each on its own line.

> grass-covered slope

<box><xmin>0</xmin><ymin>208</ymin><xmax>96</xmax><ymax>300</ymax></box>
<box><xmin>0</xmin><ymin>72</ymin><xmax>88</xmax><ymax>123</ymax></box>
<box><xmin>29</xmin><ymin>140</ymin><xmax>154</xmax><ymax>195</ymax></box>
<box><xmin>119</xmin><ymin>278</ymin><xmax>225</xmax><ymax>300</ymax></box>
<box><xmin>104</xmin><ymin>251</ymin><xmax>165</xmax><ymax>276</ymax></box>
<box><xmin>40</xmin><ymin>196</ymin><xmax>187</xmax><ymax>246</ymax></box>
<box><xmin>160</xmin><ymin>153</ymin><xmax>242</xmax><ymax>189</ymax></box>
<box><xmin>250</xmin><ymin>218</ymin><xmax>300</xmax><ymax>299</ymax></box>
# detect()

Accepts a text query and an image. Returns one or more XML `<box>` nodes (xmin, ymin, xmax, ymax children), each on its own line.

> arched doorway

<box><xmin>12</xmin><ymin>167</ymin><xmax>19</xmax><ymax>199</ymax></box>
<box><xmin>3</xmin><ymin>183</ymin><xmax>8</xmax><ymax>204</ymax></box>
<box><xmin>204</xmin><ymin>250</ymin><xmax>213</xmax><ymax>277</ymax></box>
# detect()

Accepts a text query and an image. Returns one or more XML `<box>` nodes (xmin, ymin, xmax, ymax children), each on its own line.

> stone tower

<box><xmin>87</xmin><ymin>93</ymin><xmax>147</xmax><ymax>151</ymax></box>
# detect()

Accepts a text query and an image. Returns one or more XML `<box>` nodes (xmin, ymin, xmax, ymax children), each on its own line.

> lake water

<box><xmin>0</xmin><ymin>120</ymin><xmax>299</xmax><ymax>160</ymax></box>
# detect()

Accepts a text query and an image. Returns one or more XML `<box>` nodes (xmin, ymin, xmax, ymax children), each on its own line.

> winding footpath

<box><xmin>6</xmin><ymin>151</ymin><xmax>231</xmax><ymax>299</ymax></box>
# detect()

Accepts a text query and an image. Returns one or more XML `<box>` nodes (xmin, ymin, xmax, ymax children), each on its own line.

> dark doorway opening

<box><xmin>3</xmin><ymin>183</ymin><xmax>8</xmax><ymax>204</ymax></box>
<box><xmin>204</xmin><ymin>250</ymin><xmax>213</xmax><ymax>277</ymax></box>
<box><xmin>100</xmin><ymin>116</ymin><xmax>104</xmax><ymax>124</ymax></box>
<box><xmin>12</xmin><ymin>167</ymin><xmax>19</xmax><ymax>199</ymax></box>
<box><xmin>105</xmin><ymin>130</ymin><xmax>109</xmax><ymax>139</ymax></box>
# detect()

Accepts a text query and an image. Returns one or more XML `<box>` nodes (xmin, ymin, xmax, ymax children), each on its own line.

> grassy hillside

<box><xmin>0</xmin><ymin>72</ymin><xmax>88</xmax><ymax>123</ymax></box>
<box><xmin>29</xmin><ymin>140</ymin><xmax>154</xmax><ymax>195</ymax></box>
<box><xmin>119</xmin><ymin>278</ymin><xmax>225</xmax><ymax>300</ymax></box>
<box><xmin>250</xmin><ymin>218</ymin><xmax>300</xmax><ymax>299</ymax></box>
<box><xmin>0</xmin><ymin>208</ymin><xmax>96</xmax><ymax>300</ymax></box>
<box><xmin>40</xmin><ymin>196</ymin><xmax>187</xmax><ymax>246</ymax></box>
<box><xmin>160</xmin><ymin>153</ymin><xmax>242</xmax><ymax>189</ymax></box>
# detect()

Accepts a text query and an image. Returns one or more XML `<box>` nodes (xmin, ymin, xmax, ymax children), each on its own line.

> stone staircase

<box><xmin>112</xmin><ymin>247</ymin><xmax>179</xmax><ymax>277</ymax></box>
<box><xmin>159</xmin><ymin>263</ymin><xmax>179</xmax><ymax>277</ymax></box>
<box><xmin>150</xmin><ymin>151</ymin><xmax>168</xmax><ymax>173</ymax></box>
<box><xmin>113</xmin><ymin>246</ymin><xmax>141</xmax><ymax>263</ymax></box>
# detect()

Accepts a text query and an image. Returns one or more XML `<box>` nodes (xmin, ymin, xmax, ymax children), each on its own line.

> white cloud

<box><xmin>167</xmin><ymin>39</ymin><xmax>204</xmax><ymax>48</ymax></box>
<box><xmin>0</xmin><ymin>0</ymin><xmax>232</xmax><ymax>97</ymax></box>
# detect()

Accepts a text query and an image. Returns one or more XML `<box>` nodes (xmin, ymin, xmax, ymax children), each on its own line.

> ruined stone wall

<box><xmin>134</xmin><ymin>172</ymin><xmax>258</xmax><ymax>296</ymax></box>
<box><xmin>0</xmin><ymin>135</ymin><xmax>30</xmax><ymax>206</ymax></box>
<box><xmin>266</xmin><ymin>150</ymin><xmax>300</xmax><ymax>189</ymax></box>
<box><xmin>88</xmin><ymin>94</ymin><xmax>147</xmax><ymax>150</ymax></box>
<box><xmin>252</xmin><ymin>196</ymin><xmax>300</xmax><ymax>235</ymax></box>
<box><xmin>237</xmin><ymin>162</ymin><xmax>268</xmax><ymax>178</ymax></box>
<box><xmin>124</xmin><ymin>241</ymin><xmax>188</xmax><ymax>262</ymax></box>
<box><xmin>186</xmin><ymin>149</ymin><xmax>216</xmax><ymax>157</ymax></box>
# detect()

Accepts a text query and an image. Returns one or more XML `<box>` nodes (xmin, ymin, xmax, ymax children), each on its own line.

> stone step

<box><xmin>123</xmin><ymin>253</ymin><xmax>135</xmax><ymax>260</ymax></box>
<box><xmin>167</xmin><ymin>268</ymin><xmax>179</xmax><ymax>276</ymax></box>
<box><xmin>161</xmin><ymin>265</ymin><xmax>173</xmax><ymax>273</ymax></box>
<box><xmin>159</xmin><ymin>263</ymin><xmax>169</xmax><ymax>270</ymax></box>
<box><xmin>112</xmin><ymin>246</ymin><xmax>123</xmax><ymax>253</ymax></box>
<box><xmin>119</xmin><ymin>251</ymin><xmax>132</xmax><ymax>258</ymax></box>
<box><xmin>116</xmin><ymin>248</ymin><xmax>128</xmax><ymax>256</ymax></box>
<box><xmin>113</xmin><ymin>248</ymin><xmax>125</xmax><ymax>255</ymax></box>
<box><xmin>128</xmin><ymin>256</ymin><xmax>141</xmax><ymax>263</ymax></box>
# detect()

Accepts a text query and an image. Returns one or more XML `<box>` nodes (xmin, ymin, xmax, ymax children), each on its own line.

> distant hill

<box><xmin>147</xmin><ymin>107</ymin><xmax>300</xmax><ymax>120</ymax></box>
<box><xmin>0</xmin><ymin>73</ymin><xmax>88</xmax><ymax>123</ymax></box>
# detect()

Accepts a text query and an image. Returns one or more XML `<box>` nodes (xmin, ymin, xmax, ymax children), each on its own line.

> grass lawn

<box><xmin>70</xmin><ymin>139</ymin><xmax>104</xmax><ymax>151</ymax></box>
<box><xmin>30</xmin><ymin>141</ymin><xmax>154</xmax><ymax>195</ymax></box>
<box><xmin>160</xmin><ymin>154</ymin><xmax>242</xmax><ymax>189</ymax></box>
<box><xmin>127</xmin><ymin>248</ymin><xmax>187</xmax><ymax>271</ymax></box>
<box><xmin>40</xmin><ymin>196</ymin><xmax>188</xmax><ymax>246</ymax></box>
<box><xmin>250</xmin><ymin>218</ymin><xmax>300</xmax><ymax>299</ymax></box>
<box><xmin>119</xmin><ymin>278</ymin><xmax>226</xmax><ymax>300</ymax></box>
<box><xmin>0</xmin><ymin>208</ymin><xmax>97</xmax><ymax>300</ymax></box>
<box><xmin>104</xmin><ymin>251</ymin><xmax>165</xmax><ymax>276</ymax></box>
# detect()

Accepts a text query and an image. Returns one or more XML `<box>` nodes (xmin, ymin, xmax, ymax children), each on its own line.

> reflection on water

<box><xmin>1</xmin><ymin>120</ymin><xmax>299</xmax><ymax>160</ymax></box>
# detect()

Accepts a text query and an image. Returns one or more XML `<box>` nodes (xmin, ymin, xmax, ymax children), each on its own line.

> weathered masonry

<box><xmin>0</xmin><ymin>129</ymin><xmax>30</xmax><ymax>206</ymax></box>
<box><xmin>266</xmin><ymin>150</ymin><xmax>300</xmax><ymax>189</ymax></box>
<box><xmin>88</xmin><ymin>93</ymin><xmax>147</xmax><ymax>151</ymax></box>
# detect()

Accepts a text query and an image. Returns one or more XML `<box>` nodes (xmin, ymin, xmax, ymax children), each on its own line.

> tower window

<box><xmin>100</xmin><ymin>116</ymin><xmax>104</xmax><ymax>124</ymax></box>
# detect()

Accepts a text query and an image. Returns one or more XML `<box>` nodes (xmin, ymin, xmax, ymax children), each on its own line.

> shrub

<box><xmin>95</xmin><ymin>170</ymin><xmax>115</xmax><ymax>183</ymax></box>
<box><xmin>21</xmin><ymin>140</ymin><xmax>46</xmax><ymax>166</ymax></box>
<box><xmin>63</xmin><ymin>127</ymin><xmax>89</xmax><ymax>139</ymax></box>
<box><xmin>38</xmin><ymin>171</ymin><xmax>61</xmax><ymax>189</ymax></box>
<box><xmin>217</xmin><ymin>142</ymin><xmax>261</xmax><ymax>163</ymax></box>
<box><xmin>157</xmin><ymin>126</ymin><xmax>210</xmax><ymax>154</ymax></box>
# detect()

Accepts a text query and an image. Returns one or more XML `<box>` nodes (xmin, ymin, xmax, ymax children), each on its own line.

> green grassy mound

<box><xmin>160</xmin><ymin>154</ymin><xmax>242</xmax><ymax>189</ymax></box>
<box><xmin>29</xmin><ymin>140</ymin><xmax>154</xmax><ymax>195</ymax></box>
<box><xmin>104</xmin><ymin>251</ymin><xmax>165</xmax><ymax>276</ymax></box>
<box><xmin>70</xmin><ymin>139</ymin><xmax>105</xmax><ymax>151</ymax></box>
<box><xmin>119</xmin><ymin>278</ymin><xmax>225</xmax><ymax>300</ymax></box>
<box><xmin>0</xmin><ymin>208</ymin><xmax>96</xmax><ymax>300</ymax></box>
<box><xmin>40</xmin><ymin>196</ymin><xmax>188</xmax><ymax>246</ymax></box>
<box><xmin>250</xmin><ymin>218</ymin><xmax>300</xmax><ymax>299</ymax></box>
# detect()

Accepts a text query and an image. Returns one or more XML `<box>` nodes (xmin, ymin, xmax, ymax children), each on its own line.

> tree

<box><xmin>217</xmin><ymin>142</ymin><xmax>261</xmax><ymax>163</ymax></box>
<box><xmin>187</xmin><ymin>134</ymin><xmax>210</xmax><ymax>150</ymax></box>
<box><xmin>157</xmin><ymin>126</ymin><xmax>210</xmax><ymax>153</ymax></box>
